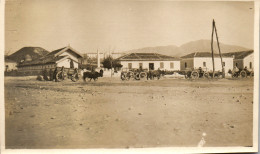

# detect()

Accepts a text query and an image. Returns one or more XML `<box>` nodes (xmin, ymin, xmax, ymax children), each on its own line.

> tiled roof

<box><xmin>181</xmin><ymin>52</ymin><xmax>233</xmax><ymax>58</ymax></box>
<box><xmin>117</xmin><ymin>53</ymin><xmax>180</xmax><ymax>61</ymax></box>
<box><xmin>222</xmin><ymin>50</ymin><xmax>253</xmax><ymax>59</ymax></box>
<box><xmin>18</xmin><ymin>46</ymin><xmax>83</xmax><ymax>67</ymax></box>
<box><xmin>44</xmin><ymin>47</ymin><xmax>66</xmax><ymax>58</ymax></box>
<box><xmin>18</xmin><ymin>56</ymin><xmax>68</xmax><ymax>66</ymax></box>
<box><xmin>44</xmin><ymin>46</ymin><xmax>83</xmax><ymax>58</ymax></box>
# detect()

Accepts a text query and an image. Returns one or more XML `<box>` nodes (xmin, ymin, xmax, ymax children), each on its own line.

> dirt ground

<box><xmin>4</xmin><ymin>76</ymin><xmax>254</xmax><ymax>149</ymax></box>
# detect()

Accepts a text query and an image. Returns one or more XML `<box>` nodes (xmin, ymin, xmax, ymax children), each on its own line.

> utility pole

<box><xmin>214</xmin><ymin>21</ymin><xmax>225</xmax><ymax>78</ymax></box>
<box><xmin>211</xmin><ymin>19</ymin><xmax>215</xmax><ymax>77</ymax></box>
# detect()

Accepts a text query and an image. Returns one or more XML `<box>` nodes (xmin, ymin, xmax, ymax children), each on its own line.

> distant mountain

<box><xmin>124</xmin><ymin>39</ymin><xmax>251</xmax><ymax>57</ymax></box>
<box><xmin>125</xmin><ymin>45</ymin><xmax>180</xmax><ymax>57</ymax></box>
<box><xmin>8</xmin><ymin>47</ymin><xmax>49</xmax><ymax>63</ymax></box>
<box><xmin>179</xmin><ymin>39</ymin><xmax>250</xmax><ymax>56</ymax></box>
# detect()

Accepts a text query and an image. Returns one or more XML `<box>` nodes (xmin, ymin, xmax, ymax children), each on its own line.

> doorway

<box><xmin>149</xmin><ymin>63</ymin><xmax>154</xmax><ymax>70</ymax></box>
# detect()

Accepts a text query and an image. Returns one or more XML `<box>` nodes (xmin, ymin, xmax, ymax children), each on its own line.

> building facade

<box><xmin>223</xmin><ymin>50</ymin><xmax>254</xmax><ymax>71</ymax></box>
<box><xmin>180</xmin><ymin>52</ymin><xmax>233</xmax><ymax>73</ymax></box>
<box><xmin>5</xmin><ymin>59</ymin><xmax>17</xmax><ymax>72</ymax></box>
<box><xmin>17</xmin><ymin>46</ymin><xmax>83</xmax><ymax>74</ymax></box>
<box><xmin>117</xmin><ymin>53</ymin><xmax>180</xmax><ymax>71</ymax></box>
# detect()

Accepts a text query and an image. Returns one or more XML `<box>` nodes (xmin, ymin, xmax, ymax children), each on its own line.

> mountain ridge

<box><xmin>123</xmin><ymin>39</ymin><xmax>251</xmax><ymax>57</ymax></box>
<box><xmin>7</xmin><ymin>47</ymin><xmax>50</xmax><ymax>63</ymax></box>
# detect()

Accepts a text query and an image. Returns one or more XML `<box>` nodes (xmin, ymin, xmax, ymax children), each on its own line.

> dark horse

<box><xmin>83</xmin><ymin>69</ymin><xmax>103</xmax><ymax>81</ymax></box>
<box><xmin>147</xmin><ymin>69</ymin><xmax>164</xmax><ymax>80</ymax></box>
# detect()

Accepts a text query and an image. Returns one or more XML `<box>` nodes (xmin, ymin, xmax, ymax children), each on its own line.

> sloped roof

<box><xmin>181</xmin><ymin>52</ymin><xmax>233</xmax><ymax>59</ymax></box>
<box><xmin>222</xmin><ymin>50</ymin><xmax>253</xmax><ymax>59</ymax></box>
<box><xmin>117</xmin><ymin>53</ymin><xmax>180</xmax><ymax>61</ymax></box>
<box><xmin>44</xmin><ymin>46</ymin><xmax>83</xmax><ymax>58</ymax></box>
<box><xmin>18</xmin><ymin>55</ymin><xmax>69</xmax><ymax>66</ymax></box>
<box><xmin>18</xmin><ymin>46</ymin><xmax>83</xmax><ymax>67</ymax></box>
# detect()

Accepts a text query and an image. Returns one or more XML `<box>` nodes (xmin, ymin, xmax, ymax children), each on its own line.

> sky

<box><xmin>5</xmin><ymin>0</ymin><xmax>254</xmax><ymax>55</ymax></box>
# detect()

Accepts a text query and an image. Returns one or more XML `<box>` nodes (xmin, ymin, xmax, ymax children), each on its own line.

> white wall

<box><xmin>57</xmin><ymin>58</ymin><xmax>79</xmax><ymax>68</ymax></box>
<box><xmin>120</xmin><ymin>61</ymin><xmax>180</xmax><ymax>71</ymax></box>
<box><xmin>243</xmin><ymin>53</ymin><xmax>254</xmax><ymax>71</ymax></box>
<box><xmin>5</xmin><ymin>62</ymin><xmax>17</xmax><ymax>71</ymax></box>
<box><xmin>193</xmin><ymin>57</ymin><xmax>233</xmax><ymax>73</ymax></box>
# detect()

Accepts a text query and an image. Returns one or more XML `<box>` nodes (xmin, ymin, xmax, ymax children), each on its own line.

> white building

<box><xmin>223</xmin><ymin>50</ymin><xmax>254</xmax><ymax>71</ymax></box>
<box><xmin>117</xmin><ymin>53</ymin><xmax>180</xmax><ymax>71</ymax></box>
<box><xmin>180</xmin><ymin>52</ymin><xmax>233</xmax><ymax>73</ymax></box>
<box><xmin>5</xmin><ymin>58</ymin><xmax>17</xmax><ymax>72</ymax></box>
<box><xmin>17</xmin><ymin>46</ymin><xmax>83</xmax><ymax>74</ymax></box>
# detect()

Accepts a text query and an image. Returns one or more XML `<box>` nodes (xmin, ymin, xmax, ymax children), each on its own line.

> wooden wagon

<box><xmin>120</xmin><ymin>68</ymin><xmax>147</xmax><ymax>81</ymax></box>
<box><xmin>42</xmin><ymin>67</ymin><xmax>81</xmax><ymax>82</ymax></box>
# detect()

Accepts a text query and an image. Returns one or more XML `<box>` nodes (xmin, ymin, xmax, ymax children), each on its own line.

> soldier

<box><xmin>61</xmin><ymin>66</ymin><xmax>65</xmax><ymax>80</ymax></box>
<box><xmin>42</xmin><ymin>68</ymin><xmax>49</xmax><ymax>81</ymax></box>
<box><xmin>49</xmin><ymin>68</ymin><xmax>54</xmax><ymax>81</ymax></box>
<box><xmin>53</xmin><ymin>67</ymin><xmax>58</xmax><ymax>82</ymax></box>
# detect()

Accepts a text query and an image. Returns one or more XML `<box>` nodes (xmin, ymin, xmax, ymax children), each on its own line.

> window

<box><xmin>203</xmin><ymin>62</ymin><xmax>206</xmax><ymax>67</ymax></box>
<box><xmin>236</xmin><ymin>63</ymin><xmax>238</xmax><ymax>67</ymax></box>
<box><xmin>222</xmin><ymin>62</ymin><xmax>225</xmax><ymax>66</ymax></box>
<box><xmin>185</xmin><ymin>62</ymin><xmax>187</xmax><ymax>68</ymax></box>
<box><xmin>139</xmin><ymin>63</ymin><xmax>143</xmax><ymax>69</ymax></box>
<box><xmin>250</xmin><ymin>62</ymin><xmax>252</xmax><ymax>69</ymax></box>
<box><xmin>128</xmin><ymin>63</ymin><xmax>132</xmax><ymax>69</ymax></box>
<box><xmin>160</xmin><ymin>62</ymin><xmax>164</xmax><ymax>69</ymax></box>
<box><xmin>170</xmin><ymin>62</ymin><xmax>174</xmax><ymax>69</ymax></box>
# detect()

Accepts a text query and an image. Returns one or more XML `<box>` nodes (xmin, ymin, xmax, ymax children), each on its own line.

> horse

<box><xmin>83</xmin><ymin>69</ymin><xmax>103</xmax><ymax>81</ymax></box>
<box><xmin>147</xmin><ymin>69</ymin><xmax>164</xmax><ymax>80</ymax></box>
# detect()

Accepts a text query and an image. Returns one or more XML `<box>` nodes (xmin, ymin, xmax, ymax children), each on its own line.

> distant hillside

<box><xmin>179</xmin><ymin>39</ymin><xmax>250</xmax><ymax>56</ymax></box>
<box><xmin>8</xmin><ymin>47</ymin><xmax>49</xmax><ymax>63</ymax></box>
<box><xmin>124</xmin><ymin>40</ymin><xmax>251</xmax><ymax>57</ymax></box>
<box><xmin>126</xmin><ymin>45</ymin><xmax>180</xmax><ymax>57</ymax></box>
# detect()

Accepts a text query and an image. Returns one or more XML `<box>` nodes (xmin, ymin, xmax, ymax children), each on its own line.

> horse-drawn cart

<box><xmin>120</xmin><ymin>68</ymin><xmax>147</xmax><ymax>81</ymax></box>
<box><xmin>228</xmin><ymin>67</ymin><xmax>254</xmax><ymax>78</ymax></box>
<box><xmin>55</xmin><ymin>67</ymin><xmax>80</xmax><ymax>82</ymax></box>
<box><xmin>178</xmin><ymin>67</ymin><xmax>224</xmax><ymax>79</ymax></box>
<box><xmin>42</xmin><ymin>67</ymin><xmax>80</xmax><ymax>82</ymax></box>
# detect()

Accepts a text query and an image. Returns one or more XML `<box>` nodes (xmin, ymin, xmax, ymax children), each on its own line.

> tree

<box><xmin>102</xmin><ymin>56</ymin><xmax>122</xmax><ymax>70</ymax></box>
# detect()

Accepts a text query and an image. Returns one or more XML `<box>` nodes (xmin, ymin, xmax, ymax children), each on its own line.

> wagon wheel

<box><xmin>71</xmin><ymin>73</ymin><xmax>79</xmax><ymax>82</ymax></box>
<box><xmin>232</xmin><ymin>72</ymin><xmax>238</xmax><ymax>78</ymax></box>
<box><xmin>191</xmin><ymin>71</ymin><xmax>199</xmax><ymax>79</ymax></box>
<box><xmin>203</xmin><ymin>72</ymin><xmax>209</xmax><ymax>78</ymax></box>
<box><xmin>250</xmin><ymin>71</ymin><xmax>254</xmax><ymax>77</ymax></box>
<box><xmin>56</xmin><ymin>71</ymin><xmax>65</xmax><ymax>82</ymax></box>
<box><xmin>121</xmin><ymin>73</ymin><xmax>127</xmax><ymax>81</ymax></box>
<box><xmin>240</xmin><ymin>70</ymin><xmax>247</xmax><ymax>78</ymax></box>
<box><xmin>139</xmin><ymin>72</ymin><xmax>147</xmax><ymax>79</ymax></box>
<box><xmin>134</xmin><ymin>73</ymin><xmax>141</xmax><ymax>80</ymax></box>
<box><xmin>127</xmin><ymin>71</ymin><xmax>134</xmax><ymax>80</ymax></box>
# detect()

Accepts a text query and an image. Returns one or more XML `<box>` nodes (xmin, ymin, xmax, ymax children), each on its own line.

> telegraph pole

<box><xmin>211</xmin><ymin>20</ymin><xmax>215</xmax><ymax>77</ymax></box>
<box><xmin>214</xmin><ymin>21</ymin><xmax>225</xmax><ymax>78</ymax></box>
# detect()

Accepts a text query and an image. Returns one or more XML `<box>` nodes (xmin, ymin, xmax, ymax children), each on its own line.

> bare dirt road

<box><xmin>4</xmin><ymin>76</ymin><xmax>253</xmax><ymax>149</ymax></box>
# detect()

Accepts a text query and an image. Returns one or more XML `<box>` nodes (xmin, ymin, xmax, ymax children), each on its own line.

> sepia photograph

<box><xmin>0</xmin><ymin>0</ymin><xmax>259</xmax><ymax>153</ymax></box>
